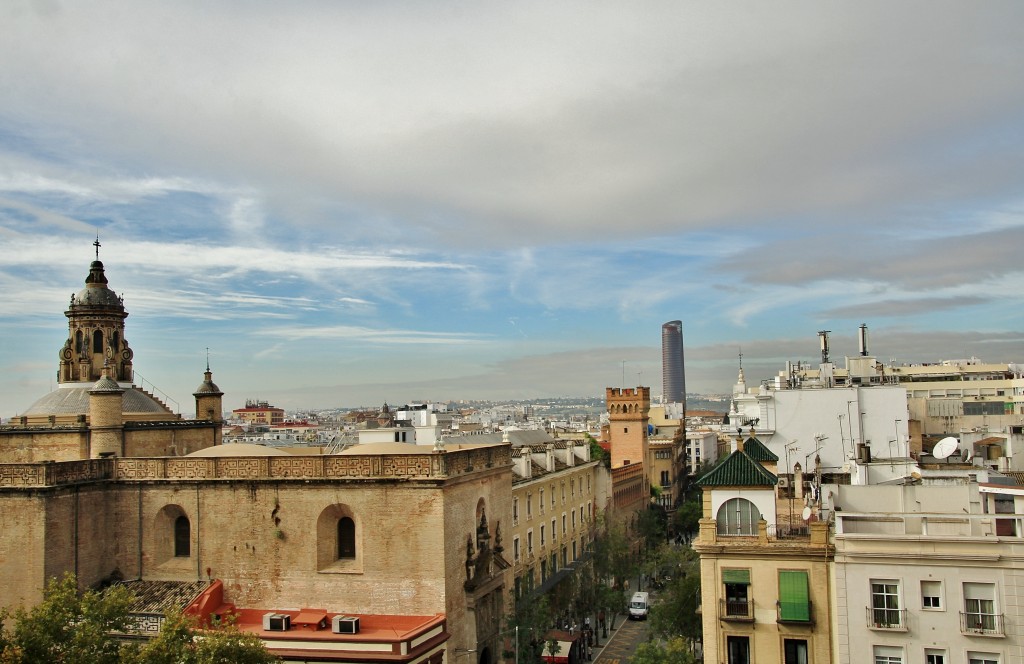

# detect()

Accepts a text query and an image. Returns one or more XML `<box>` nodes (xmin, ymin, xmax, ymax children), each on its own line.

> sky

<box><xmin>2</xmin><ymin>2</ymin><xmax>1023</xmax><ymax>414</ymax></box>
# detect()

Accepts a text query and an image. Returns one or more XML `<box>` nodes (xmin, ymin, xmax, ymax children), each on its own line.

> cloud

<box><xmin>1</xmin><ymin>3</ymin><xmax>1023</xmax><ymax>248</ymax></box>
<box><xmin>821</xmin><ymin>296</ymin><xmax>991</xmax><ymax>319</ymax></box>
<box><xmin>253</xmin><ymin>324</ymin><xmax>491</xmax><ymax>346</ymax></box>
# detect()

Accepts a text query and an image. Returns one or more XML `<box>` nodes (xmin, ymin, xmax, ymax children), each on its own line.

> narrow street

<box><xmin>592</xmin><ymin>611</ymin><xmax>650</xmax><ymax>664</ymax></box>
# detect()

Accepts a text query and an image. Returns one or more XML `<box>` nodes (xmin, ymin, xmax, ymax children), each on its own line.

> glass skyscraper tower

<box><xmin>661</xmin><ymin>320</ymin><xmax>685</xmax><ymax>404</ymax></box>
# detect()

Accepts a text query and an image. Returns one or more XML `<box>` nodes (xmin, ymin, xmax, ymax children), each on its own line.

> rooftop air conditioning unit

<box><xmin>332</xmin><ymin>615</ymin><xmax>360</xmax><ymax>634</ymax></box>
<box><xmin>263</xmin><ymin>613</ymin><xmax>291</xmax><ymax>632</ymax></box>
<box><xmin>777</xmin><ymin>477</ymin><xmax>790</xmax><ymax>488</ymax></box>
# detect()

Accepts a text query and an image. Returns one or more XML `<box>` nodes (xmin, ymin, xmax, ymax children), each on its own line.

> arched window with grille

<box><xmin>337</xmin><ymin>517</ymin><xmax>356</xmax><ymax>559</ymax></box>
<box><xmin>174</xmin><ymin>515</ymin><xmax>191</xmax><ymax>557</ymax></box>
<box><xmin>716</xmin><ymin>497</ymin><xmax>761</xmax><ymax>535</ymax></box>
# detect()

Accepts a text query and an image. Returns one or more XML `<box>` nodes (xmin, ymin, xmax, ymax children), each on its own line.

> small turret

<box><xmin>89</xmin><ymin>365</ymin><xmax>124</xmax><ymax>458</ymax></box>
<box><xmin>193</xmin><ymin>364</ymin><xmax>224</xmax><ymax>446</ymax></box>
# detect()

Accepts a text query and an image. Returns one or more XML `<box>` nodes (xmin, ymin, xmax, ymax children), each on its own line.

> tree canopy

<box><xmin>0</xmin><ymin>574</ymin><xmax>278</xmax><ymax>664</ymax></box>
<box><xmin>628</xmin><ymin>637</ymin><xmax>697</xmax><ymax>664</ymax></box>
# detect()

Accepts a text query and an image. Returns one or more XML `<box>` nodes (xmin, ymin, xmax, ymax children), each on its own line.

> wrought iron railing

<box><xmin>866</xmin><ymin>606</ymin><xmax>907</xmax><ymax>631</ymax></box>
<box><xmin>720</xmin><ymin>598</ymin><xmax>753</xmax><ymax>621</ymax></box>
<box><xmin>960</xmin><ymin>611</ymin><xmax>1004</xmax><ymax>637</ymax></box>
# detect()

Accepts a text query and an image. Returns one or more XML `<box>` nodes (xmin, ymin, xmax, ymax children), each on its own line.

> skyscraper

<box><xmin>661</xmin><ymin>320</ymin><xmax>685</xmax><ymax>405</ymax></box>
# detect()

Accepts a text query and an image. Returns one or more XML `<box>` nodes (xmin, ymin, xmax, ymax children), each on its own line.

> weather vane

<box><xmin>94</xmin><ymin>232</ymin><xmax>101</xmax><ymax>260</ymax></box>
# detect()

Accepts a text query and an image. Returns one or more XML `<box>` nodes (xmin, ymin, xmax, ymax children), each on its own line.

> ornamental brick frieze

<box><xmin>0</xmin><ymin>464</ymin><xmax>46</xmax><ymax>486</ymax></box>
<box><xmin>164</xmin><ymin>458</ymin><xmax>214</xmax><ymax>479</ymax></box>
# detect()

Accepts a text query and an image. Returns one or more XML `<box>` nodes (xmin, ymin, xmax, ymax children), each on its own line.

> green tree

<box><xmin>504</xmin><ymin>594</ymin><xmax>550</xmax><ymax>664</ymax></box>
<box><xmin>648</xmin><ymin>549</ymin><xmax>702</xmax><ymax>642</ymax></box>
<box><xmin>628</xmin><ymin>637</ymin><xmax>697</xmax><ymax>664</ymax></box>
<box><xmin>671</xmin><ymin>500</ymin><xmax>702</xmax><ymax>546</ymax></box>
<box><xmin>130</xmin><ymin>610</ymin><xmax>279</xmax><ymax>664</ymax></box>
<box><xmin>637</xmin><ymin>507</ymin><xmax>666</xmax><ymax>552</ymax></box>
<box><xmin>0</xmin><ymin>573</ymin><xmax>279</xmax><ymax>664</ymax></box>
<box><xmin>0</xmin><ymin>573</ymin><xmax>136</xmax><ymax>664</ymax></box>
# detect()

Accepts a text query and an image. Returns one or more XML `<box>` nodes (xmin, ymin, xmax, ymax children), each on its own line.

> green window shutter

<box><xmin>722</xmin><ymin>569</ymin><xmax>750</xmax><ymax>584</ymax></box>
<box><xmin>778</xmin><ymin>570</ymin><xmax>810</xmax><ymax>621</ymax></box>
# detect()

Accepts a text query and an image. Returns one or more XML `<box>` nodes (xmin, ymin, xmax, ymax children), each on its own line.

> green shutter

<box><xmin>722</xmin><ymin>569</ymin><xmax>750</xmax><ymax>584</ymax></box>
<box><xmin>778</xmin><ymin>570</ymin><xmax>810</xmax><ymax>621</ymax></box>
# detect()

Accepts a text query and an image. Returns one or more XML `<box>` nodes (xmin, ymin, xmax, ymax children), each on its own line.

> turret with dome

<box><xmin>2</xmin><ymin>241</ymin><xmax>224</xmax><ymax>461</ymax></box>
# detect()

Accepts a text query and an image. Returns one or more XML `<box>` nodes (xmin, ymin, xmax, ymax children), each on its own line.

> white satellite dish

<box><xmin>933</xmin><ymin>436</ymin><xmax>959</xmax><ymax>460</ymax></box>
<box><xmin>801</xmin><ymin>506</ymin><xmax>812</xmax><ymax>521</ymax></box>
<box><xmin>963</xmin><ymin>447</ymin><xmax>973</xmax><ymax>463</ymax></box>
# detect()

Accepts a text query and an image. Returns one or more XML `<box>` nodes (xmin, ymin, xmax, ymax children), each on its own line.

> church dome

<box><xmin>71</xmin><ymin>260</ymin><xmax>123</xmax><ymax>309</ymax></box>
<box><xmin>23</xmin><ymin>385</ymin><xmax>174</xmax><ymax>418</ymax></box>
<box><xmin>193</xmin><ymin>371</ymin><xmax>223</xmax><ymax>395</ymax></box>
<box><xmin>185</xmin><ymin>442</ymin><xmax>291</xmax><ymax>457</ymax></box>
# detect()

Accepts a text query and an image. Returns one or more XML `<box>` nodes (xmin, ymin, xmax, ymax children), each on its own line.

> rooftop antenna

<box><xmin>621</xmin><ymin>360</ymin><xmax>625</xmax><ymax>389</ymax></box>
<box><xmin>858</xmin><ymin>323</ymin><xmax>869</xmax><ymax>357</ymax></box>
<box><xmin>818</xmin><ymin>330</ymin><xmax>831</xmax><ymax>364</ymax></box>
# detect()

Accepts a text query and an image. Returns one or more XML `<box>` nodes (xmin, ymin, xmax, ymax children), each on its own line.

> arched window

<box><xmin>337</xmin><ymin>517</ymin><xmax>356</xmax><ymax>559</ymax></box>
<box><xmin>75</xmin><ymin>330</ymin><xmax>83</xmax><ymax>354</ymax></box>
<box><xmin>93</xmin><ymin>330</ymin><xmax>104</xmax><ymax>354</ymax></box>
<box><xmin>111</xmin><ymin>331</ymin><xmax>119</xmax><ymax>351</ymax></box>
<box><xmin>174</xmin><ymin>515</ymin><xmax>190</xmax><ymax>557</ymax></box>
<box><xmin>716</xmin><ymin>498</ymin><xmax>761</xmax><ymax>536</ymax></box>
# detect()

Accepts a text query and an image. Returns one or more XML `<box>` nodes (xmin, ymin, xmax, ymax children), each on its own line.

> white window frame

<box><xmin>921</xmin><ymin>579</ymin><xmax>943</xmax><ymax>610</ymax></box>
<box><xmin>967</xmin><ymin>652</ymin><xmax>999</xmax><ymax>664</ymax></box>
<box><xmin>873</xmin><ymin>645</ymin><xmax>903</xmax><ymax>664</ymax></box>
<box><xmin>924</xmin><ymin>649</ymin><xmax>946</xmax><ymax>664</ymax></box>
<box><xmin>870</xmin><ymin>580</ymin><xmax>903</xmax><ymax>629</ymax></box>
<box><xmin>963</xmin><ymin>582</ymin><xmax>998</xmax><ymax>632</ymax></box>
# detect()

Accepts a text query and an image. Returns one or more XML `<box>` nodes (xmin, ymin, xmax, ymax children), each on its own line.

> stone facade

<box><xmin>0</xmin><ymin>445</ymin><xmax>512</xmax><ymax>657</ymax></box>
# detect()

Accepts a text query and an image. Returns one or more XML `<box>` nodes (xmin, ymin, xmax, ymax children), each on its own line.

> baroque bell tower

<box><xmin>58</xmin><ymin>238</ymin><xmax>134</xmax><ymax>385</ymax></box>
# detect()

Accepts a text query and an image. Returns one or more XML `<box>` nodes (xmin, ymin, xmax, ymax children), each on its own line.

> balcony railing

<box><xmin>719</xmin><ymin>598</ymin><xmax>753</xmax><ymax>622</ymax></box>
<box><xmin>866</xmin><ymin>607</ymin><xmax>907</xmax><ymax>631</ymax></box>
<box><xmin>960</xmin><ymin>611</ymin><xmax>1005</xmax><ymax>637</ymax></box>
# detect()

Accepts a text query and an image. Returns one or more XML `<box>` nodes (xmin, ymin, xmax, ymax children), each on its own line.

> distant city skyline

<box><xmin>1</xmin><ymin>4</ymin><xmax>1023</xmax><ymax>413</ymax></box>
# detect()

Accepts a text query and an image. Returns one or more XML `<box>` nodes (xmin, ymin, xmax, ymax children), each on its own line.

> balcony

<box><xmin>866</xmin><ymin>607</ymin><xmax>907</xmax><ymax>631</ymax></box>
<box><xmin>719</xmin><ymin>598</ymin><xmax>753</xmax><ymax>622</ymax></box>
<box><xmin>960</xmin><ymin>612</ymin><xmax>1005</xmax><ymax>637</ymax></box>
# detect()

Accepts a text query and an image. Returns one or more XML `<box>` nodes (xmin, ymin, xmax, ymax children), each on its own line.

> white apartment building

<box><xmin>829</xmin><ymin>480</ymin><xmax>1024</xmax><ymax>664</ymax></box>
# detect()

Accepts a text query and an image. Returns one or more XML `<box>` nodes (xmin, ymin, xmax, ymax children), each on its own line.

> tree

<box><xmin>129</xmin><ymin>610</ymin><xmax>279</xmax><ymax>664</ymax></box>
<box><xmin>0</xmin><ymin>573</ymin><xmax>136</xmax><ymax>664</ymax></box>
<box><xmin>648</xmin><ymin>548</ymin><xmax>702</xmax><ymax>643</ymax></box>
<box><xmin>628</xmin><ymin>637</ymin><xmax>697</xmax><ymax>664</ymax></box>
<box><xmin>504</xmin><ymin>594</ymin><xmax>551</xmax><ymax>664</ymax></box>
<box><xmin>0</xmin><ymin>573</ymin><xmax>279</xmax><ymax>664</ymax></box>
<box><xmin>671</xmin><ymin>500</ymin><xmax>702</xmax><ymax>546</ymax></box>
<box><xmin>637</xmin><ymin>506</ymin><xmax>666</xmax><ymax>552</ymax></box>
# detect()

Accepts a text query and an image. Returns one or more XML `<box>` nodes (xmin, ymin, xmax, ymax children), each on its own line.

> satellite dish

<box><xmin>910</xmin><ymin>471</ymin><xmax>922</xmax><ymax>480</ymax></box>
<box><xmin>801</xmin><ymin>506</ymin><xmax>812</xmax><ymax>521</ymax></box>
<box><xmin>933</xmin><ymin>437</ymin><xmax>959</xmax><ymax>460</ymax></box>
<box><xmin>963</xmin><ymin>447</ymin><xmax>973</xmax><ymax>462</ymax></box>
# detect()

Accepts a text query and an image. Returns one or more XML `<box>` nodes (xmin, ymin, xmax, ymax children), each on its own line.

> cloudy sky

<box><xmin>2</xmin><ymin>2</ymin><xmax>1023</xmax><ymax>414</ymax></box>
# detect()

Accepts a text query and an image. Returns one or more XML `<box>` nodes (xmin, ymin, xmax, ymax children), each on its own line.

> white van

<box><xmin>628</xmin><ymin>591</ymin><xmax>649</xmax><ymax>620</ymax></box>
